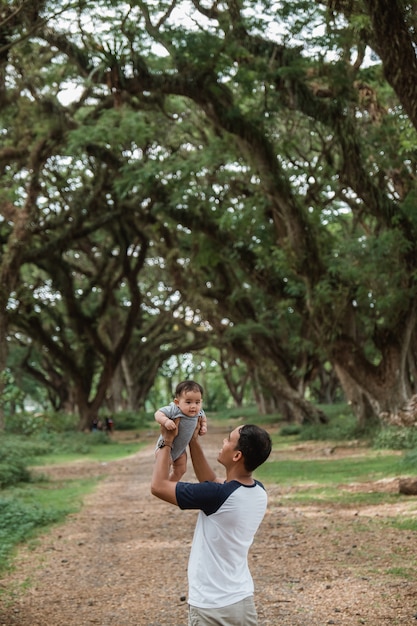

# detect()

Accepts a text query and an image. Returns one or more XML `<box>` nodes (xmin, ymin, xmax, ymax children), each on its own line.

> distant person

<box><xmin>91</xmin><ymin>418</ymin><xmax>102</xmax><ymax>432</ymax></box>
<box><xmin>154</xmin><ymin>380</ymin><xmax>207</xmax><ymax>481</ymax></box>
<box><xmin>105</xmin><ymin>416</ymin><xmax>114</xmax><ymax>433</ymax></box>
<box><xmin>151</xmin><ymin>420</ymin><xmax>272</xmax><ymax>625</ymax></box>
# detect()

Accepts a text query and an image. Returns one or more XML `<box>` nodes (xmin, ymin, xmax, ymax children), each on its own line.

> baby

<box><xmin>155</xmin><ymin>380</ymin><xmax>207</xmax><ymax>481</ymax></box>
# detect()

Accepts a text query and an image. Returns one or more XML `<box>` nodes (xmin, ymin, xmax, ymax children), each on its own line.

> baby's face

<box><xmin>175</xmin><ymin>390</ymin><xmax>202</xmax><ymax>417</ymax></box>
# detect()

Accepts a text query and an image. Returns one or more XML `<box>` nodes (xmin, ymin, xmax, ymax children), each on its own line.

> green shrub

<box><xmin>299</xmin><ymin>411</ymin><xmax>359</xmax><ymax>442</ymax></box>
<box><xmin>1</xmin><ymin>436</ymin><xmax>51</xmax><ymax>457</ymax></box>
<box><xmin>0</xmin><ymin>442</ymin><xmax>32</xmax><ymax>488</ymax></box>
<box><xmin>33</xmin><ymin>431</ymin><xmax>108</xmax><ymax>455</ymax></box>
<box><xmin>373</xmin><ymin>426</ymin><xmax>417</xmax><ymax>450</ymax></box>
<box><xmin>6</xmin><ymin>411</ymin><xmax>79</xmax><ymax>435</ymax></box>
<box><xmin>401</xmin><ymin>448</ymin><xmax>417</xmax><ymax>468</ymax></box>
<box><xmin>106</xmin><ymin>410</ymin><xmax>151</xmax><ymax>431</ymax></box>
<box><xmin>0</xmin><ymin>462</ymin><xmax>30</xmax><ymax>489</ymax></box>
<box><xmin>89</xmin><ymin>430</ymin><xmax>111</xmax><ymax>445</ymax></box>
<box><xmin>5</xmin><ymin>412</ymin><xmax>48</xmax><ymax>435</ymax></box>
<box><xmin>41</xmin><ymin>432</ymin><xmax>94</xmax><ymax>454</ymax></box>
<box><xmin>0</xmin><ymin>497</ymin><xmax>69</xmax><ymax>569</ymax></box>
<box><xmin>208</xmin><ymin>407</ymin><xmax>283</xmax><ymax>426</ymax></box>
<box><xmin>42</xmin><ymin>412</ymin><xmax>79</xmax><ymax>432</ymax></box>
<box><xmin>279</xmin><ymin>423</ymin><xmax>302</xmax><ymax>436</ymax></box>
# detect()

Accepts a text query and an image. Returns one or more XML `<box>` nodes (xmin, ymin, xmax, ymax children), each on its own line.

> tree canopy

<box><xmin>1</xmin><ymin>0</ymin><xmax>417</xmax><ymax>429</ymax></box>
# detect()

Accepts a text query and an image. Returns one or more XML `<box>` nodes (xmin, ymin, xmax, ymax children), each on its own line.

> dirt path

<box><xmin>1</xmin><ymin>428</ymin><xmax>417</xmax><ymax>625</ymax></box>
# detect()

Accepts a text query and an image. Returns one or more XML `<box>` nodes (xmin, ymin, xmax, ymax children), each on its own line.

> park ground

<box><xmin>0</xmin><ymin>425</ymin><xmax>417</xmax><ymax>625</ymax></box>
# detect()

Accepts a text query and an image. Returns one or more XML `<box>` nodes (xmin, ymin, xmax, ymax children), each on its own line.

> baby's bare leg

<box><xmin>169</xmin><ymin>451</ymin><xmax>187</xmax><ymax>481</ymax></box>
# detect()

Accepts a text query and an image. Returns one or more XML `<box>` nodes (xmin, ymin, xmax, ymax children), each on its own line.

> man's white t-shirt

<box><xmin>176</xmin><ymin>479</ymin><xmax>268</xmax><ymax>609</ymax></box>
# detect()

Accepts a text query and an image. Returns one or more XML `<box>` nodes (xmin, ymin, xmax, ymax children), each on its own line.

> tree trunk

<box><xmin>333</xmin><ymin>363</ymin><xmax>378</xmax><ymax>429</ymax></box>
<box><xmin>257</xmin><ymin>366</ymin><xmax>328</xmax><ymax>424</ymax></box>
<box><xmin>222</xmin><ymin>370</ymin><xmax>248</xmax><ymax>407</ymax></box>
<box><xmin>0</xmin><ymin>193</ymin><xmax>33</xmax><ymax>430</ymax></box>
<box><xmin>76</xmin><ymin>400</ymin><xmax>99</xmax><ymax>432</ymax></box>
<box><xmin>332</xmin><ymin>337</ymin><xmax>413</xmax><ymax>427</ymax></box>
<box><xmin>381</xmin><ymin>394</ymin><xmax>417</xmax><ymax>428</ymax></box>
<box><xmin>399</xmin><ymin>478</ymin><xmax>417</xmax><ymax>495</ymax></box>
<box><xmin>251</xmin><ymin>368</ymin><xmax>267</xmax><ymax>415</ymax></box>
<box><xmin>105</xmin><ymin>361</ymin><xmax>129</xmax><ymax>413</ymax></box>
<box><xmin>364</xmin><ymin>0</ymin><xmax>417</xmax><ymax>132</ymax></box>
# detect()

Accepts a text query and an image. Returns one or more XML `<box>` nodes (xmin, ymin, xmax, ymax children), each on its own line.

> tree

<box><xmin>3</xmin><ymin>0</ymin><xmax>417</xmax><ymax>427</ymax></box>
<box><xmin>111</xmin><ymin>0</ymin><xmax>417</xmax><ymax>424</ymax></box>
<box><xmin>0</xmin><ymin>0</ymin><xmax>70</xmax><ymax>427</ymax></box>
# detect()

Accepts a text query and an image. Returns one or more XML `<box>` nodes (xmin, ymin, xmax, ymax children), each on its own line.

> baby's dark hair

<box><xmin>236</xmin><ymin>424</ymin><xmax>272</xmax><ymax>472</ymax></box>
<box><xmin>175</xmin><ymin>380</ymin><xmax>204</xmax><ymax>398</ymax></box>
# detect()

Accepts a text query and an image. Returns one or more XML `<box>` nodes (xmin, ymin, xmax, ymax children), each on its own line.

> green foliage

<box><xmin>6</xmin><ymin>412</ymin><xmax>53</xmax><ymax>436</ymax></box>
<box><xmin>0</xmin><ymin>462</ymin><xmax>30</xmax><ymax>490</ymax></box>
<box><xmin>30</xmin><ymin>431</ymin><xmax>109</xmax><ymax>457</ymax></box>
<box><xmin>0</xmin><ymin>428</ymin><xmax>146</xmax><ymax>574</ymax></box>
<box><xmin>203</xmin><ymin>382</ymin><xmax>232</xmax><ymax>413</ymax></box>
<box><xmin>0</xmin><ymin>441</ymin><xmax>33</xmax><ymax>488</ymax></box>
<box><xmin>6</xmin><ymin>411</ymin><xmax>85</xmax><ymax>435</ymax></box>
<box><xmin>297</xmin><ymin>405</ymin><xmax>359</xmax><ymax>441</ymax></box>
<box><xmin>1</xmin><ymin>369</ymin><xmax>27</xmax><ymax>415</ymax></box>
<box><xmin>401</xmin><ymin>447</ymin><xmax>417</xmax><ymax>467</ymax></box>
<box><xmin>40</xmin><ymin>412</ymin><xmax>80</xmax><ymax>433</ymax></box>
<box><xmin>0</xmin><ymin>477</ymin><xmax>98</xmax><ymax>576</ymax></box>
<box><xmin>4</xmin><ymin>401</ymin><xmax>150</xmax><ymax>440</ymax></box>
<box><xmin>0</xmin><ymin>435</ymin><xmax>50</xmax><ymax>458</ymax></box>
<box><xmin>3</xmin><ymin>0</ymin><xmax>417</xmax><ymax>432</ymax></box>
<box><xmin>373</xmin><ymin>427</ymin><xmax>417</xmax><ymax>451</ymax></box>
<box><xmin>106</xmin><ymin>410</ymin><xmax>151</xmax><ymax>431</ymax></box>
<box><xmin>68</xmin><ymin>107</ymin><xmax>152</xmax><ymax>157</ymax></box>
<box><xmin>30</xmin><ymin>434</ymin><xmax>145</xmax><ymax>465</ymax></box>
<box><xmin>209</xmin><ymin>406</ymin><xmax>283</xmax><ymax>427</ymax></box>
<box><xmin>279</xmin><ymin>423</ymin><xmax>303</xmax><ymax>436</ymax></box>
<box><xmin>0</xmin><ymin>497</ymin><xmax>67</xmax><ymax>570</ymax></box>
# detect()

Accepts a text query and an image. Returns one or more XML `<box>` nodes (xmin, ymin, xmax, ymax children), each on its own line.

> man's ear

<box><xmin>233</xmin><ymin>450</ymin><xmax>243</xmax><ymax>462</ymax></box>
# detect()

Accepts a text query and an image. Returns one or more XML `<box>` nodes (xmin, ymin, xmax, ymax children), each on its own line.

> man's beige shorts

<box><xmin>188</xmin><ymin>595</ymin><xmax>258</xmax><ymax>625</ymax></box>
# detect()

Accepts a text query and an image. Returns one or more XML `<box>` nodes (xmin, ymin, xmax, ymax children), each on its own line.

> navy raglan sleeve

<box><xmin>176</xmin><ymin>480</ymin><xmax>240</xmax><ymax>516</ymax></box>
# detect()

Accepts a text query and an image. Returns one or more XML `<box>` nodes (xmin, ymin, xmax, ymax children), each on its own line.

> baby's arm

<box><xmin>154</xmin><ymin>410</ymin><xmax>177</xmax><ymax>431</ymax></box>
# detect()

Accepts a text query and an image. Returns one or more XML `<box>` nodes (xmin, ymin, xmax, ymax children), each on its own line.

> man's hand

<box><xmin>199</xmin><ymin>416</ymin><xmax>207</xmax><ymax>436</ymax></box>
<box><xmin>190</xmin><ymin>417</ymin><xmax>203</xmax><ymax>443</ymax></box>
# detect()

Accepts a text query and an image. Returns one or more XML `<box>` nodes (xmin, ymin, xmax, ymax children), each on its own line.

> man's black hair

<box><xmin>237</xmin><ymin>424</ymin><xmax>272</xmax><ymax>472</ymax></box>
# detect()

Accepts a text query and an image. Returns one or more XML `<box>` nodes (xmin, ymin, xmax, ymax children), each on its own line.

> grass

<box><xmin>30</xmin><ymin>439</ymin><xmax>145</xmax><ymax>465</ymax></box>
<box><xmin>253</xmin><ymin>452</ymin><xmax>408</xmax><ymax>511</ymax></box>
<box><xmin>256</xmin><ymin>453</ymin><xmax>403</xmax><ymax>486</ymax></box>
<box><xmin>388</xmin><ymin>517</ymin><xmax>417</xmax><ymax>531</ymax></box>
<box><xmin>0</xmin><ymin>430</ymin><xmax>148</xmax><ymax>576</ymax></box>
<box><xmin>0</xmin><ymin>477</ymin><xmax>99</xmax><ymax>576</ymax></box>
<box><xmin>385</xmin><ymin>567</ymin><xmax>415</xmax><ymax>580</ymax></box>
<box><xmin>276</xmin><ymin>488</ymin><xmax>402</xmax><ymax>506</ymax></box>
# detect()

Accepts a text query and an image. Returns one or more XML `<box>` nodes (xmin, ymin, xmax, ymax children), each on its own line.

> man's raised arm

<box><xmin>189</xmin><ymin>424</ymin><xmax>222</xmax><ymax>484</ymax></box>
<box><xmin>150</xmin><ymin>426</ymin><xmax>178</xmax><ymax>504</ymax></box>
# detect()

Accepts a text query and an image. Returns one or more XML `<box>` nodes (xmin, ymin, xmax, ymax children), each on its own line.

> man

<box><xmin>151</xmin><ymin>420</ymin><xmax>272</xmax><ymax>626</ymax></box>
